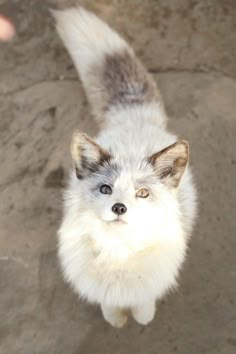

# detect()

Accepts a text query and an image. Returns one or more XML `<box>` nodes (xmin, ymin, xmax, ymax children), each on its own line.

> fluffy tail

<box><xmin>53</xmin><ymin>7</ymin><xmax>165</xmax><ymax>126</ymax></box>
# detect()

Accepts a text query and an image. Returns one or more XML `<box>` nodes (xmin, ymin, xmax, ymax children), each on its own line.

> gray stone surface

<box><xmin>0</xmin><ymin>1</ymin><xmax>235</xmax><ymax>353</ymax></box>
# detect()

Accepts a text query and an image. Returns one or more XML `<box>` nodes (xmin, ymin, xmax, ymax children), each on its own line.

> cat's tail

<box><xmin>52</xmin><ymin>7</ymin><xmax>166</xmax><ymax>127</ymax></box>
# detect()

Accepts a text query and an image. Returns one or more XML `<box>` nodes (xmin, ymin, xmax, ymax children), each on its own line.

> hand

<box><xmin>0</xmin><ymin>15</ymin><xmax>15</xmax><ymax>41</ymax></box>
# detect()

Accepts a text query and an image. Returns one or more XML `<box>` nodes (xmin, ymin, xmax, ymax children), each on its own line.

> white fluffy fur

<box><xmin>54</xmin><ymin>7</ymin><xmax>197</xmax><ymax>327</ymax></box>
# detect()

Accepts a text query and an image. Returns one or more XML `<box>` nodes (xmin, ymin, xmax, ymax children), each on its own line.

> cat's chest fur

<box><xmin>59</xmin><ymin>232</ymin><xmax>185</xmax><ymax>307</ymax></box>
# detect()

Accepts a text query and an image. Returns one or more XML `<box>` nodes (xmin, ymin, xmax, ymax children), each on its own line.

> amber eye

<box><xmin>100</xmin><ymin>184</ymin><xmax>112</xmax><ymax>195</ymax></box>
<box><xmin>136</xmin><ymin>188</ymin><xmax>149</xmax><ymax>198</ymax></box>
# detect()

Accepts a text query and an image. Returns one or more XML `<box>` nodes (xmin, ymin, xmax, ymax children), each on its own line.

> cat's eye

<box><xmin>100</xmin><ymin>184</ymin><xmax>112</xmax><ymax>195</ymax></box>
<box><xmin>136</xmin><ymin>188</ymin><xmax>149</xmax><ymax>198</ymax></box>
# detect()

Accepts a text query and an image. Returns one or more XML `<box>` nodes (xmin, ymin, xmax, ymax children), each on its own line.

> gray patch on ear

<box><xmin>71</xmin><ymin>131</ymin><xmax>112</xmax><ymax>180</ymax></box>
<box><xmin>75</xmin><ymin>149</ymin><xmax>112</xmax><ymax>180</ymax></box>
<box><xmin>148</xmin><ymin>141</ymin><xmax>189</xmax><ymax>189</ymax></box>
<box><xmin>103</xmin><ymin>49</ymin><xmax>160</xmax><ymax>108</ymax></box>
<box><xmin>159</xmin><ymin>166</ymin><xmax>173</xmax><ymax>179</ymax></box>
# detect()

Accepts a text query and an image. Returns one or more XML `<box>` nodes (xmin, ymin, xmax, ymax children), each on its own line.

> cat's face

<box><xmin>80</xmin><ymin>159</ymin><xmax>165</xmax><ymax>227</ymax></box>
<box><xmin>69</xmin><ymin>131</ymin><xmax>189</xmax><ymax>234</ymax></box>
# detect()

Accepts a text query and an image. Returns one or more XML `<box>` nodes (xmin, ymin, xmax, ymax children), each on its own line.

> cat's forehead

<box><xmin>95</xmin><ymin>157</ymin><xmax>157</xmax><ymax>187</ymax></box>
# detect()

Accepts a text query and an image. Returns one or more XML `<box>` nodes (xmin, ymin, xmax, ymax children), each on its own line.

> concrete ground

<box><xmin>0</xmin><ymin>0</ymin><xmax>235</xmax><ymax>353</ymax></box>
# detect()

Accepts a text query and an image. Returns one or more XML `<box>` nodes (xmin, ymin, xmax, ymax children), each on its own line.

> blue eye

<box><xmin>100</xmin><ymin>184</ymin><xmax>112</xmax><ymax>194</ymax></box>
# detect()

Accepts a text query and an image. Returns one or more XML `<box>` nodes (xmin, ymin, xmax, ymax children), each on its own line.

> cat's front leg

<box><xmin>131</xmin><ymin>300</ymin><xmax>156</xmax><ymax>325</ymax></box>
<box><xmin>101</xmin><ymin>303</ymin><xmax>128</xmax><ymax>328</ymax></box>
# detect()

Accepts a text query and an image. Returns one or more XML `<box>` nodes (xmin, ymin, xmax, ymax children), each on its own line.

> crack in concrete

<box><xmin>148</xmin><ymin>67</ymin><xmax>230</xmax><ymax>78</ymax></box>
<box><xmin>0</xmin><ymin>77</ymin><xmax>78</xmax><ymax>97</ymax></box>
<box><xmin>0</xmin><ymin>69</ymin><xmax>232</xmax><ymax>98</ymax></box>
<box><xmin>0</xmin><ymin>256</ymin><xmax>29</xmax><ymax>268</ymax></box>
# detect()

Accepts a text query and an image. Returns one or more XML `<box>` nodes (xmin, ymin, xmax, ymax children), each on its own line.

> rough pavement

<box><xmin>0</xmin><ymin>1</ymin><xmax>235</xmax><ymax>353</ymax></box>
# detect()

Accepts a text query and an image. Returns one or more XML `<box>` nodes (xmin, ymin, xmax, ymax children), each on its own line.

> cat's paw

<box><xmin>131</xmin><ymin>302</ymin><xmax>156</xmax><ymax>325</ymax></box>
<box><xmin>107</xmin><ymin>312</ymin><xmax>128</xmax><ymax>328</ymax></box>
<box><xmin>101</xmin><ymin>305</ymin><xmax>127</xmax><ymax>328</ymax></box>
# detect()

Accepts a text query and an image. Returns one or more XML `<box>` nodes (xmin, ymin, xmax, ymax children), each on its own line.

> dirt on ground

<box><xmin>0</xmin><ymin>1</ymin><xmax>235</xmax><ymax>353</ymax></box>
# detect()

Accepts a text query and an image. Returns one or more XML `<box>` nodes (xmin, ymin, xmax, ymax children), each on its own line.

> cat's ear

<box><xmin>71</xmin><ymin>131</ymin><xmax>112</xmax><ymax>179</ymax></box>
<box><xmin>148</xmin><ymin>140</ymin><xmax>189</xmax><ymax>189</ymax></box>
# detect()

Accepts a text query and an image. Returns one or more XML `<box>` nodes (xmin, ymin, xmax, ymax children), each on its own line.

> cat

<box><xmin>53</xmin><ymin>7</ymin><xmax>197</xmax><ymax>327</ymax></box>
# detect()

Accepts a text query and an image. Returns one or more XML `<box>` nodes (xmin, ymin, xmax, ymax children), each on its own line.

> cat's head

<box><xmin>66</xmin><ymin>131</ymin><xmax>189</xmax><ymax>238</ymax></box>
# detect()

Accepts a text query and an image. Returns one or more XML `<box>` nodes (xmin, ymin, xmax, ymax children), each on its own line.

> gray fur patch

<box><xmin>91</xmin><ymin>161</ymin><xmax>120</xmax><ymax>193</ymax></box>
<box><xmin>76</xmin><ymin>149</ymin><xmax>112</xmax><ymax>180</ymax></box>
<box><xmin>103</xmin><ymin>49</ymin><xmax>160</xmax><ymax>108</ymax></box>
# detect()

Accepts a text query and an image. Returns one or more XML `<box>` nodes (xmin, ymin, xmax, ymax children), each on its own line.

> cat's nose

<box><xmin>111</xmin><ymin>203</ymin><xmax>127</xmax><ymax>215</ymax></box>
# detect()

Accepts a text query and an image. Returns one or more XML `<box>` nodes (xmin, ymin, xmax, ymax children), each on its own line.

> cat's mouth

<box><xmin>112</xmin><ymin>217</ymin><xmax>127</xmax><ymax>225</ymax></box>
